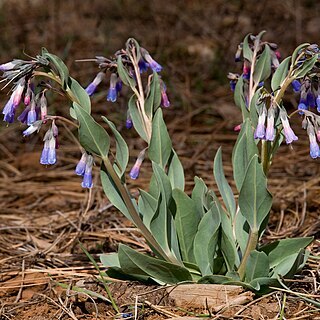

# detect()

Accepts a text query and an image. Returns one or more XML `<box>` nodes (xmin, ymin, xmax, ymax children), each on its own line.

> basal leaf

<box><xmin>100</xmin><ymin>164</ymin><xmax>132</xmax><ymax>221</ymax></box>
<box><xmin>271</xmin><ymin>56</ymin><xmax>291</xmax><ymax>92</ymax></box>
<box><xmin>148</xmin><ymin>108</ymin><xmax>172</xmax><ymax>168</ymax></box>
<box><xmin>74</xmin><ymin>103</ymin><xmax>110</xmax><ymax>157</ymax></box>
<box><xmin>260</xmin><ymin>237</ymin><xmax>313</xmax><ymax>268</ymax></box>
<box><xmin>191</xmin><ymin>177</ymin><xmax>208</xmax><ymax>218</ymax></box>
<box><xmin>138</xmin><ymin>189</ymin><xmax>158</xmax><ymax>230</ymax></box>
<box><xmin>118</xmin><ymin>244</ymin><xmax>192</xmax><ymax>284</ymax></box>
<box><xmin>238</xmin><ymin>155</ymin><xmax>272</xmax><ymax>231</ymax></box>
<box><xmin>213</xmin><ymin>147</ymin><xmax>236</xmax><ymax>219</ymax></box>
<box><xmin>232</xmin><ymin>118</ymin><xmax>258</xmax><ymax>191</ymax></box>
<box><xmin>100</xmin><ymin>253</ymin><xmax>120</xmax><ymax>268</ymax></box>
<box><xmin>173</xmin><ymin>188</ymin><xmax>200</xmax><ymax>263</ymax></box>
<box><xmin>245</xmin><ymin>250</ymin><xmax>269</xmax><ymax>282</ymax></box>
<box><xmin>167</xmin><ymin>150</ymin><xmax>185</xmax><ymax>191</ymax></box>
<box><xmin>234</xmin><ymin>209</ymin><xmax>250</xmax><ymax>256</ymax></box>
<box><xmin>193</xmin><ymin>203</ymin><xmax>221</xmax><ymax>275</ymax></box>
<box><xmin>102</xmin><ymin>117</ymin><xmax>129</xmax><ymax>178</ymax></box>
<box><xmin>253</xmin><ymin>44</ymin><xmax>271</xmax><ymax>84</ymax></box>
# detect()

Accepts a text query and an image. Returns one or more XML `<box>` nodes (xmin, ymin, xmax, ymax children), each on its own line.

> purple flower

<box><xmin>141</xmin><ymin>48</ymin><xmax>162</xmax><ymax>73</ymax></box>
<box><xmin>316</xmin><ymin>95</ymin><xmax>320</xmax><ymax>113</ymax></box>
<box><xmin>291</xmin><ymin>80</ymin><xmax>301</xmax><ymax>93</ymax></box>
<box><xmin>254</xmin><ymin>106</ymin><xmax>267</xmax><ymax>139</ymax></box>
<box><xmin>129</xmin><ymin>149</ymin><xmax>145</xmax><ymax>180</ymax></box>
<box><xmin>307</xmin><ymin>91</ymin><xmax>315</xmax><ymax>108</ymax></box>
<box><xmin>23</xmin><ymin>120</ymin><xmax>42</xmax><ymax>136</ymax></box>
<box><xmin>2</xmin><ymin>95</ymin><xmax>15</xmax><ymax>123</ymax></box>
<box><xmin>81</xmin><ymin>155</ymin><xmax>93</xmax><ymax>188</ymax></box>
<box><xmin>242</xmin><ymin>64</ymin><xmax>250</xmax><ymax>80</ymax></box>
<box><xmin>309</xmin><ymin>133</ymin><xmax>319</xmax><ymax>159</ymax></box>
<box><xmin>160</xmin><ymin>82</ymin><xmax>170</xmax><ymax>108</ymax></box>
<box><xmin>138</xmin><ymin>59</ymin><xmax>149</xmax><ymax>73</ymax></box>
<box><xmin>17</xmin><ymin>106</ymin><xmax>30</xmax><ymax>124</ymax></box>
<box><xmin>280</xmin><ymin>109</ymin><xmax>298</xmax><ymax>144</ymax></box>
<box><xmin>298</xmin><ymin>102</ymin><xmax>308</xmax><ymax>115</ymax></box>
<box><xmin>116</xmin><ymin>80</ymin><xmax>122</xmax><ymax>93</ymax></box>
<box><xmin>265</xmin><ymin>107</ymin><xmax>276</xmax><ymax>141</ymax></box>
<box><xmin>12</xmin><ymin>78</ymin><xmax>26</xmax><ymax>107</ymax></box>
<box><xmin>85</xmin><ymin>72</ymin><xmax>105</xmax><ymax>96</ymax></box>
<box><xmin>40</xmin><ymin>128</ymin><xmax>57</xmax><ymax>165</ymax></box>
<box><xmin>0</xmin><ymin>60</ymin><xmax>23</xmax><ymax>71</ymax></box>
<box><xmin>230</xmin><ymin>80</ymin><xmax>236</xmax><ymax>92</ymax></box>
<box><xmin>27</xmin><ymin>109</ymin><xmax>37</xmax><ymax>125</ymax></box>
<box><xmin>107</xmin><ymin>73</ymin><xmax>118</xmax><ymax>102</ymax></box>
<box><xmin>75</xmin><ymin>153</ymin><xmax>88</xmax><ymax>176</ymax></box>
<box><xmin>40</xmin><ymin>91</ymin><xmax>48</xmax><ymax>120</ymax></box>
<box><xmin>126</xmin><ymin>118</ymin><xmax>133</xmax><ymax>129</ymax></box>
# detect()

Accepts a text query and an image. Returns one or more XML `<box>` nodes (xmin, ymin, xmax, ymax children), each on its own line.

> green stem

<box><xmin>238</xmin><ymin>229</ymin><xmax>259</xmax><ymax>280</ymax></box>
<box><xmin>261</xmin><ymin>140</ymin><xmax>269</xmax><ymax>175</ymax></box>
<box><xmin>102</xmin><ymin>156</ymin><xmax>181</xmax><ymax>266</ymax></box>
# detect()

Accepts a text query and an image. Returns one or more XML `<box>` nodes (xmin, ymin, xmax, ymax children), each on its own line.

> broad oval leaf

<box><xmin>73</xmin><ymin>103</ymin><xmax>110</xmax><ymax>157</ymax></box>
<box><xmin>138</xmin><ymin>189</ymin><xmax>158</xmax><ymax>230</ymax></box>
<box><xmin>232</xmin><ymin>118</ymin><xmax>259</xmax><ymax>191</ymax></box>
<box><xmin>145</xmin><ymin>71</ymin><xmax>161</xmax><ymax>118</ymax></box>
<box><xmin>67</xmin><ymin>77</ymin><xmax>91</xmax><ymax>116</ymax></box>
<box><xmin>118</xmin><ymin>244</ymin><xmax>192</xmax><ymax>284</ymax></box>
<box><xmin>167</xmin><ymin>150</ymin><xmax>185</xmax><ymax>191</ymax></box>
<box><xmin>148</xmin><ymin>108</ymin><xmax>172</xmax><ymax>168</ymax></box>
<box><xmin>238</xmin><ymin>155</ymin><xmax>272</xmax><ymax>231</ymax></box>
<box><xmin>245</xmin><ymin>250</ymin><xmax>269</xmax><ymax>282</ymax></box>
<box><xmin>271</xmin><ymin>56</ymin><xmax>291</xmax><ymax>92</ymax></box>
<box><xmin>253</xmin><ymin>45</ymin><xmax>271</xmax><ymax>84</ymax></box>
<box><xmin>193</xmin><ymin>203</ymin><xmax>221</xmax><ymax>276</ymax></box>
<box><xmin>172</xmin><ymin>188</ymin><xmax>200</xmax><ymax>263</ymax></box>
<box><xmin>243</xmin><ymin>34</ymin><xmax>253</xmax><ymax>62</ymax></box>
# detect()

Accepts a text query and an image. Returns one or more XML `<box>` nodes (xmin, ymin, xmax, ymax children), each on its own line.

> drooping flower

<box><xmin>107</xmin><ymin>73</ymin><xmax>118</xmax><ymax>102</ymax></box>
<box><xmin>75</xmin><ymin>152</ymin><xmax>88</xmax><ymax>176</ymax></box>
<box><xmin>279</xmin><ymin>109</ymin><xmax>298</xmax><ymax>144</ymax></box>
<box><xmin>40</xmin><ymin>91</ymin><xmax>47</xmax><ymax>121</ymax></box>
<box><xmin>242</xmin><ymin>61</ymin><xmax>250</xmax><ymax>80</ymax></box>
<box><xmin>307</xmin><ymin>122</ymin><xmax>319</xmax><ymax>159</ymax></box>
<box><xmin>40</xmin><ymin>125</ymin><xmax>57</xmax><ymax>165</ymax></box>
<box><xmin>265</xmin><ymin>107</ymin><xmax>276</xmax><ymax>141</ymax></box>
<box><xmin>307</xmin><ymin>91</ymin><xmax>316</xmax><ymax>108</ymax></box>
<box><xmin>160</xmin><ymin>81</ymin><xmax>170</xmax><ymax>108</ymax></box>
<box><xmin>140</xmin><ymin>48</ymin><xmax>162</xmax><ymax>73</ymax></box>
<box><xmin>24</xmin><ymin>81</ymin><xmax>33</xmax><ymax>106</ymax></box>
<box><xmin>254</xmin><ymin>106</ymin><xmax>267</xmax><ymax>139</ymax></box>
<box><xmin>85</xmin><ymin>72</ymin><xmax>105</xmax><ymax>96</ymax></box>
<box><xmin>23</xmin><ymin>120</ymin><xmax>42</xmax><ymax>136</ymax></box>
<box><xmin>26</xmin><ymin>97</ymin><xmax>37</xmax><ymax>125</ymax></box>
<box><xmin>316</xmin><ymin>95</ymin><xmax>320</xmax><ymax>113</ymax></box>
<box><xmin>229</xmin><ymin>80</ymin><xmax>236</xmax><ymax>92</ymax></box>
<box><xmin>291</xmin><ymin>80</ymin><xmax>301</xmax><ymax>93</ymax></box>
<box><xmin>138</xmin><ymin>59</ymin><xmax>149</xmax><ymax>73</ymax></box>
<box><xmin>2</xmin><ymin>95</ymin><xmax>15</xmax><ymax>123</ymax></box>
<box><xmin>81</xmin><ymin>155</ymin><xmax>94</xmax><ymax>188</ymax></box>
<box><xmin>0</xmin><ymin>59</ymin><xmax>23</xmax><ymax>71</ymax></box>
<box><xmin>129</xmin><ymin>149</ymin><xmax>146</xmax><ymax>180</ymax></box>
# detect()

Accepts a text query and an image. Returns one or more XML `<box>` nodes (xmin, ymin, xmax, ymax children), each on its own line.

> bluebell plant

<box><xmin>0</xmin><ymin>34</ymin><xmax>319</xmax><ymax>294</ymax></box>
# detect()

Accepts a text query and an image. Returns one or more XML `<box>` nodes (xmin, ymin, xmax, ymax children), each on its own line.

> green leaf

<box><xmin>213</xmin><ymin>147</ymin><xmax>236</xmax><ymax>218</ymax></box>
<box><xmin>138</xmin><ymin>189</ymin><xmax>158</xmax><ymax>230</ymax></box>
<box><xmin>271</xmin><ymin>252</ymin><xmax>300</xmax><ymax>278</ymax></box>
<box><xmin>128</xmin><ymin>94</ymin><xmax>148</xmax><ymax>142</ymax></box>
<box><xmin>191</xmin><ymin>177</ymin><xmax>208</xmax><ymax>218</ymax></box>
<box><xmin>102</xmin><ymin>117</ymin><xmax>129</xmax><ymax>178</ymax></box>
<box><xmin>245</xmin><ymin>250</ymin><xmax>269</xmax><ymax>282</ymax></box>
<box><xmin>234</xmin><ymin>76</ymin><xmax>249</xmax><ymax>120</ymax></box>
<box><xmin>234</xmin><ymin>210</ymin><xmax>250</xmax><ymax>256</ymax></box>
<box><xmin>293</xmin><ymin>55</ymin><xmax>318</xmax><ymax>79</ymax></box>
<box><xmin>242</xmin><ymin>34</ymin><xmax>253</xmax><ymax>62</ymax></box>
<box><xmin>145</xmin><ymin>71</ymin><xmax>161</xmax><ymax>118</ymax></box>
<box><xmin>173</xmin><ymin>189</ymin><xmax>200</xmax><ymax>263</ymax></box>
<box><xmin>238</xmin><ymin>155</ymin><xmax>272</xmax><ymax>231</ymax></box>
<box><xmin>100</xmin><ymin>164</ymin><xmax>132</xmax><ymax>221</ymax></box>
<box><xmin>249</xmin><ymin>87</ymin><xmax>263</xmax><ymax>127</ymax></box>
<box><xmin>271</xmin><ymin>56</ymin><xmax>291</xmax><ymax>91</ymax></box>
<box><xmin>260</xmin><ymin>237</ymin><xmax>313</xmax><ymax>268</ymax></box>
<box><xmin>118</xmin><ymin>244</ymin><xmax>192</xmax><ymax>284</ymax></box>
<box><xmin>42</xmin><ymin>52</ymin><xmax>69</xmax><ymax>89</ymax></box>
<box><xmin>117</xmin><ymin>56</ymin><xmax>136</xmax><ymax>87</ymax></box>
<box><xmin>106</xmin><ymin>266</ymin><xmax>154</xmax><ymax>283</ymax></box>
<box><xmin>167</xmin><ymin>150</ymin><xmax>185</xmax><ymax>191</ymax></box>
<box><xmin>249</xmin><ymin>277</ymin><xmax>280</xmax><ymax>293</ymax></box>
<box><xmin>100</xmin><ymin>253</ymin><xmax>120</xmax><ymax>268</ymax></box>
<box><xmin>73</xmin><ymin>103</ymin><xmax>110</xmax><ymax>157</ymax></box>
<box><xmin>291</xmin><ymin>43</ymin><xmax>310</xmax><ymax>63</ymax></box>
<box><xmin>68</xmin><ymin>77</ymin><xmax>91</xmax><ymax>115</ymax></box>
<box><xmin>232</xmin><ymin>118</ymin><xmax>258</xmax><ymax>191</ymax></box>
<box><xmin>149</xmin><ymin>162</ymin><xmax>173</xmax><ymax>255</ymax></box>
<box><xmin>253</xmin><ymin>45</ymin><xmax>271</xmax><ymax>84</ymax></box>
<box><xmin>148</xmin><ymin>108</ymin><xmax>172</xmax><ymax>168</ymax></box>
<box><xmin>193</xmin><ymin>204</ymin><xmax>221</xmax><ymax>275</ymax></box>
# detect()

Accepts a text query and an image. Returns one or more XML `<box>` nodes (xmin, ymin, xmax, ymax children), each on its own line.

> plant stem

<box><xmin>102</xmin><ymin>156</ymin><xmax>181</xmax><ymax>266</ymax></box>
<box><xmin>238</xmin><ymin>229</ymin><xmax>259</xmax><ymax>280</ymax></box>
